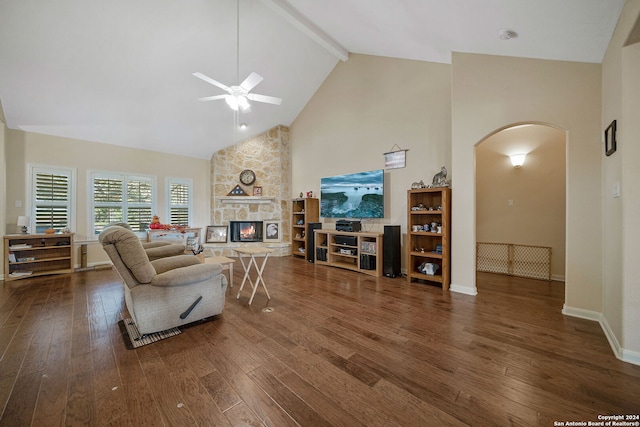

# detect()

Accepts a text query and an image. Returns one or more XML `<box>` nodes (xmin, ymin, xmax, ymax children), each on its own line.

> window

<box><xmin>30</xmin><ymin>166</ymin><xmax>75</xmax><ymax>233</ymax></box>
<box><xmin>167</xmin><ymin>178</ymin><xmax>192</xmax><ymax>226</ymax></box>
<box><xmin>90</xmin><ymin>172</ymin><xmax>154</xmax><ymax>237</ymax></box>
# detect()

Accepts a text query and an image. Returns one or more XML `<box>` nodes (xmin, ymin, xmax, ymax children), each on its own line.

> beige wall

<box><xmin>451</xmin><ymin>53</ymin><xmax>602</xmax><ymax>309</ymax></box>
<box><xmin>291</xmin><ymin>54</ymin><xmax>452</xmax><ymax>268</ymax></box>
<box><xmin>602</xmin><ymin>0</ymin><xmax>640</xmax><ymax>361</ymax></box>
<box><xmin>4</xmin><ymin>129</ymin><xmax>211</xmax><ymax>268</ymax></box>
<box><xmin>476</xmin><ymin>125</ymin><xmax>566</xmax><ymax>280</ymax></box>
<box><xmin>0</xmin><ymin>117</ymin><xmax>5</xmax><ymax>278</ymax></box>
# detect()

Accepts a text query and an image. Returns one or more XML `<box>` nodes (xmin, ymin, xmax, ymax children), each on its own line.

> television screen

<box><xmin>320</xmin><ymin>169</ymin><xmax>384</xmax><ymax>218</ymax></box>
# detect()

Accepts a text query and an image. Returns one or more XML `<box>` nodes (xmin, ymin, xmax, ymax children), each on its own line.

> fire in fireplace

<box><xmin>229</xmin><ymin>221</ymin><xmax>263</xmax><ymax>242</ymax></box>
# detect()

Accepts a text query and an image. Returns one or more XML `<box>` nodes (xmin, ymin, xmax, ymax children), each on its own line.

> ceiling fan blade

<box><xmin>197</xmin><ymin>95</ymin><xmax>228</xmax><ymax>102</ymax></box>
<box><xmin>192</xmin><ymin>72</ymin><xmax>232</xmax><ymax>93</ymax></box>
<box><xmin>239</xmin><ymin>72</ymin><xmax>263</xmax><ymax>92</ymax></box>
<box><xmin>247</xmin><ymin>93</ymin><xmax>282</xmax><ymax>105</ymax></box>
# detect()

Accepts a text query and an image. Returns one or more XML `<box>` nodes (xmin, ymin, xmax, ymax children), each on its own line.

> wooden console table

<box><xmin>146</xmin><ymin>228</ymin><xmax>201</xmax><ymax>243</ymax></box>
<box><xmin>313</xmin><ymin>229</ymin><xmax>383</xmax><ymax>277</ymax></box>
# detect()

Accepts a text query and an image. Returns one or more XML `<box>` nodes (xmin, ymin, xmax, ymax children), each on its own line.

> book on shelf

<box><xmin>8</xmin><ymin>271</ymin><xmax>33</xmax><ymax>278</ymax></box>
<box><xmin>9</xmin><ymin>244</ymin><xmax>32</xmax><ymax>250</ymax></box>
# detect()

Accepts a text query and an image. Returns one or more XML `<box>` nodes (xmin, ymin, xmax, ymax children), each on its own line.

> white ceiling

<box><xmin>0</xmin><ymin>0</ymin><xmax>625</xmax><ymax>159</ymax></box>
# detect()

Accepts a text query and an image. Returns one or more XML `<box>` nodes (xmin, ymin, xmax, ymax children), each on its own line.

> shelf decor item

<box><xmin>227</xmin><ymin>184</ymin><xmax>248</xmax><ymax>196</ymax></box>
<box><xmin>263</xmin><ymin>220</ymin><xmax>281</xmax><ymax>243</ymax></box>
<box><xmin>206</xmin><ymin>225</ymin><xmax>228</xmax><ymax>243</ymax></box>
<box><xmin>239</xmin><ymin>169</ymin><xmax>256</xmax><ymax>185</ymax></box>
<box><xmin>17</xmin><ymin>216</ymin><xmax>30</xmax><ymax>233</ymax></box>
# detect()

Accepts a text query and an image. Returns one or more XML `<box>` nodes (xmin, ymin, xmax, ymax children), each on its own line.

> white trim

<box><xmin>260</xmin><ymin>0</ymin><xmax>349</xmax><ymax>61</ymax></box>
<box><xmin>620</xmin><ymin>348</ymin><xmax>640</xmax><ymax>366</ymax></box>
<box><xmin>27</xmin><ymin>164</ymin><xmax>77</xmax><ymax>234</ymax></box>
<box><xmin>561</xmin><ymin>304</ymin><xmax>600</xmax><ymax>321</ymax></box>
<box><xmin>449</xmin><ymin>283</ymin><xmax>478</xmax><ymax>295</ymax></box>
<box><xmin>550</xmin><ymin>274</ymin><xmax>565</xmax><ymax>282</ymax></box>
<box><xmin>219</xmin><ymin>196</ymin><xmax>276</xmax><ymax>204</ymax></box>
<box><xmin>563</xmin><ymin>304</ymin><xmax>640</xmax><ymax>366</ymax></box>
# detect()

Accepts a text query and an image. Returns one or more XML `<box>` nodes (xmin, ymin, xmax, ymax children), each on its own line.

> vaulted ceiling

<box><xmin>0</xmin><ymin>0</ymin><xmax>625</xmax><ymax>159</ymax></box>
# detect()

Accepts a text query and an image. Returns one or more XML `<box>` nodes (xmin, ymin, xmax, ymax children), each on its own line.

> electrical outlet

<box><xmin>15</xmin><ymin>200</ymin><xmax>22</xmax><ymax>208</ymax></box>
<box><xmin>507</xmin><ymin>199</ymin><xmax>514</xmax><ymax>207</ymax></box>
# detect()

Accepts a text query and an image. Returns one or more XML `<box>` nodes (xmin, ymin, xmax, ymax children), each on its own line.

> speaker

<box><xmin>307</xmin><ymin>222</ymin><xmax>322</xmax><ymax>263</ymax></box>
<box><xmin>383</xmin><ymin>225</ymin><xmax>401</xmax><ymax>277</ymax></box>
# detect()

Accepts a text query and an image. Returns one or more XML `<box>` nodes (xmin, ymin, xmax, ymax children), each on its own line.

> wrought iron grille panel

<box><xmin>477</xmin><ymin>242</ymin><xmax>551</xmax><ymax>281</ymax></box>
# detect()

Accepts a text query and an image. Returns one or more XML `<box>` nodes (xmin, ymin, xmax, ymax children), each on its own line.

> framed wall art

<box><xmin>605</xmin><ymin>119</ymin><xmax>617</xmax><ymax>157</ymax></box>
<box><xmin>206</xmin><ymin>225</ymin><xmax>228</xmax><ymax>243</ymax></box>
<box><xmin>383</xmin><ymin>144</ymin><xmax>408</xmax><ymax>169</ymax></box>
<box><xmin>263</xmin><ymin>220</ymin><xmax>281</xmax><ymax>243</ymax></box>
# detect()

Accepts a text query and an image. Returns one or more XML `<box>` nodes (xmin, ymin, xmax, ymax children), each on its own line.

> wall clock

<box><xmin>239</xmin><ymin>169</ymin><xmax>256</xmax><ymax>185</ymax></box>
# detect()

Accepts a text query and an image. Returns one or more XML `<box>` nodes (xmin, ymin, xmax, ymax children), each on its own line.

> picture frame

<box><xmin>206</xmin><ymin>225</ymin><xmax>228</xmax><ymax>243</ymax></box>
<box><xmin>186</xmin><ymin>236</ymin><xmax>200</xmax><ymax>253</ymax></box>
<box><xmin>263</xmin><ymin>220</ymin><xmax>282</xmax><ymax>243</ymax></box>
<box><xmin>253</xmin><ymin>186</ymin><xmax>263</xmax><ymax>196</ymax></box>
<box><xmin>605</xmin><ymin>119</ymin><xmax>617</xmax><ymax>157</ymax></box>
<box><xmin>384</xmin><ymin>149</ymin><xmax>407</xmax><ymax>169</ymax></box>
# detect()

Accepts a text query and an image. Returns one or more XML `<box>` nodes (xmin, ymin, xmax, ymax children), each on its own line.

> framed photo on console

<box><xmin>263</xmin><ymin>220</ymin><xmax>281</xmax><ymax>243</ymax></box>
<box><xmin>206</xmin><ymin>225</ymin><xmax>228</xmax><ymax>243</ymax></box>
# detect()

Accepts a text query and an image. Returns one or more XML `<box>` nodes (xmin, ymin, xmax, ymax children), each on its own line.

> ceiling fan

<box><xmin>193</xmin><ymin>71</ymin><xmax>282</xmax><ymax>112</ymax></box>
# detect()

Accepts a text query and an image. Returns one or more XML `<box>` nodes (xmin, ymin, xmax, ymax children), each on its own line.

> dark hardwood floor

<box><xmin>1</xmin><ymin>257</ymin><xmax>639</xmax><ymax>426</ymax></box>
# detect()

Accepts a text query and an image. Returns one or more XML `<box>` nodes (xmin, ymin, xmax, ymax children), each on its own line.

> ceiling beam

<box><xmin>260</xmin><ymin>0</ymin><xmax>349</xmax><ymax>61</ymax></box>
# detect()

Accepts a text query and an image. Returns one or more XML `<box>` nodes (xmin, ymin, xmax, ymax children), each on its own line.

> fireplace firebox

<box><xmin>229</xmin><ymin>221</ymin><xmax>263</xmax><ymax>242</ymax></box>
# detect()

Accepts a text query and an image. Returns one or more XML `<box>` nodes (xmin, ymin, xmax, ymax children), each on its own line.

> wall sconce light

<box><xmin>509</xmin><ymin>153</ymin><xmax>527</xmax><ymax>168</ymax></box>
<box><xmin>17</xmin><ymin>216</ymin><xmax>30</xmax><ymax>233</ymax></box>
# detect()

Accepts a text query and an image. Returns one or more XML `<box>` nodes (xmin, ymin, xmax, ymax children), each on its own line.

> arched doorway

<box><xmin>474</xmin><ymin>122</ymin><xmax>567</xmax><ymax>290</ymax></box>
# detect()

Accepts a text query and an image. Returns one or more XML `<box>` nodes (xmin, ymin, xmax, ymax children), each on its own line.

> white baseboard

<box><xmin>551</xmin><ymin>274</ymin><xmax>565</xmax><ymax>282</ymax></box>
<box><xmin>563</xmin><ymin>304</ymin><xmax>640</xmax><ymax>367</ymax></box>
<box><xmin>561</xmin><ymin>304</ymin><xmax>600</xmax><ymax>321</ymax></box>
<box><xmin>449</xmin><ymin>283</ymin><xmax>478</xmax><ymax>295</ymax></box>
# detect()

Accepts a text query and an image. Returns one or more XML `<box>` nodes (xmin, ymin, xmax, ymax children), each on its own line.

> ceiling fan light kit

<box><xmin>193</xmin><ymin>71</ymin><xmax>281</xmax><ymax>112</ymax></box>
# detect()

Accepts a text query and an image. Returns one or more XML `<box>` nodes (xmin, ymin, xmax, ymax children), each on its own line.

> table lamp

<box><xmin>17</xmin><ymin>216</ymin><xmax>30</xmax><ymax>233</ymax></box>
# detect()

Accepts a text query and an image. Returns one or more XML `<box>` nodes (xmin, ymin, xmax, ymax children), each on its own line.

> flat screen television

<box><xmin>320</xmin><ymin>169</ymin><xmax>384</xmax><ymax>218</ymax></box>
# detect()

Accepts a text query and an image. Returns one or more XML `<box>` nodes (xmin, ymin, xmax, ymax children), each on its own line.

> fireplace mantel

<box><xmin>218</xmin><ymin>196</ymin><xmax>276</xmax><ymax>205</ymax></box>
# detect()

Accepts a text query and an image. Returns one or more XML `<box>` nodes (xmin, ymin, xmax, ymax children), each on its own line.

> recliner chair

<box><xmin>99</xmin><ymin>225</ymin><xmax>227</xmax><ymax>335</ymax></box>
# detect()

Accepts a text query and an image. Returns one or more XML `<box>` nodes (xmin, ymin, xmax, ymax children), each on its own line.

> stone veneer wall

<box><xmin>207</xmin><ymin>125</ymin><xmax>291</xmax><ymax>257</ymax></box>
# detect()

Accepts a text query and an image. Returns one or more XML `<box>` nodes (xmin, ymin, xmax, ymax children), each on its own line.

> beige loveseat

<box><xmin>107</xmin><ymin>222</ymin><xmax>187</xmax><ymax>260</ymax></box>
<box><xmin>141</xmin><ymin>240</ymin><xmax>188</xmax><ymax>260</ymax></box>
<box><xmin>99</xmin><ymin>225</ymin><xmax>227</xmax><ymax>335</ymax></box>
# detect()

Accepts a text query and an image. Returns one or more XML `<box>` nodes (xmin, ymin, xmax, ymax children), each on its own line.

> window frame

<box><xmin>166</xmin><ymin>177</ymin><xmax>193</xmax><ymax>227</ymax></box>
<box><xmin>28</xmin><ymin>165</ymin><xmax>76</xmax><ymax>234</ymax></box>
<box><xmin>89</xmin><ymin>170</ymin><xmax>156</xmax><ymax>240</ymax></box>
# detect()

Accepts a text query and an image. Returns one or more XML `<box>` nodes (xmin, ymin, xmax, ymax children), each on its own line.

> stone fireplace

<box><xmin>207</xmin><ymin>125</ymin><xmax>291</xmax><ymax>257</ymax></box>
